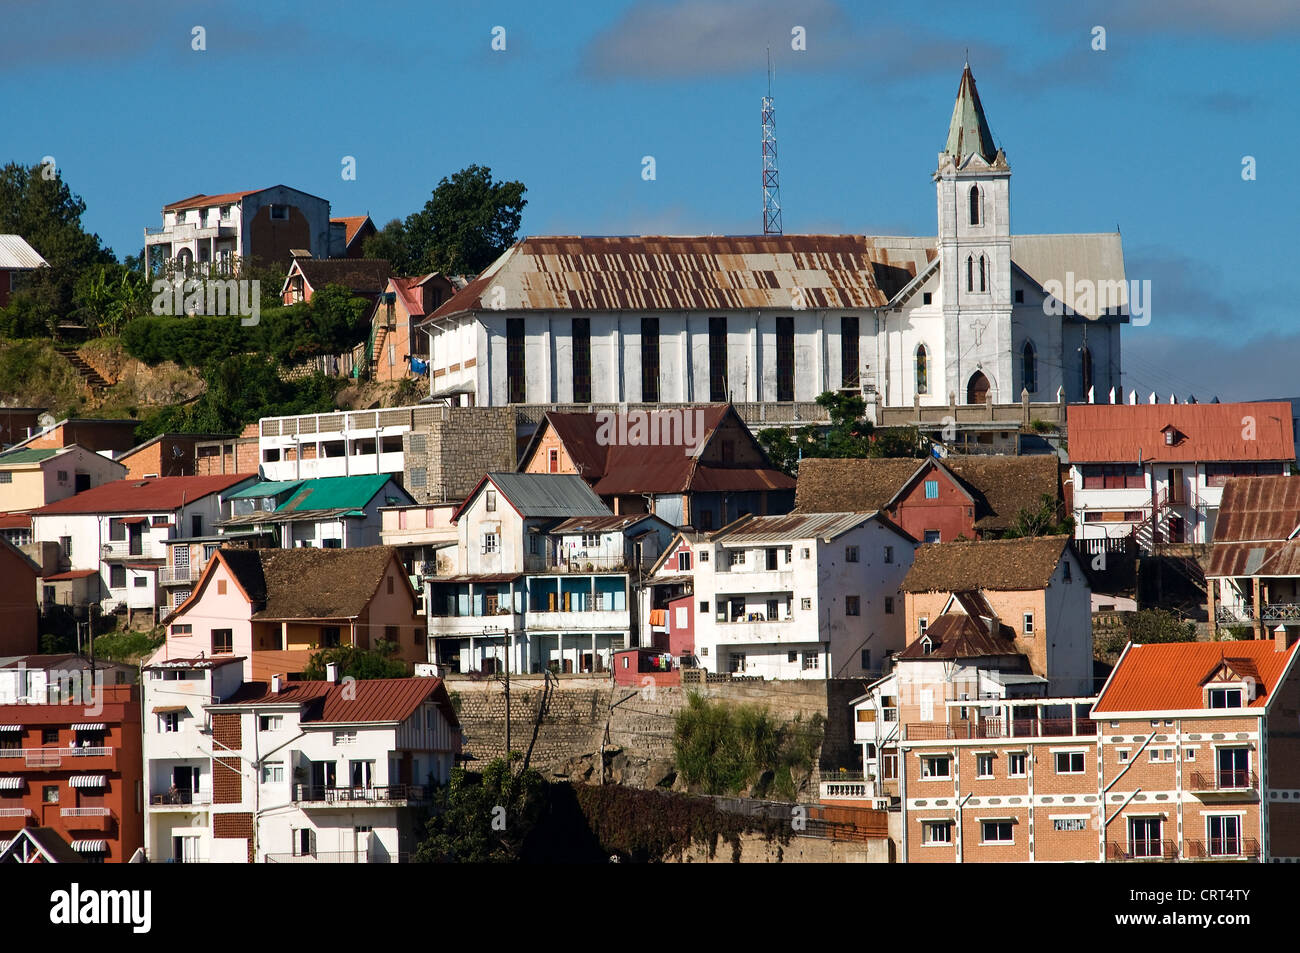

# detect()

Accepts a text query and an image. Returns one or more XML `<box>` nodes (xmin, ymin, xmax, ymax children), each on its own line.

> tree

<box><xmin>0</xmin><ymin>161</ymin><xmax>114</xmax><ymax>334</ymax></box>
<box><xmin>302</xmin><ymin>642</ymin><xmax>408</xmax><ymax>680</ymax></box>
<box><xmin>757</xmin><ymin>391</ymin><xmax>927</xmax><ymax>477</ymax></box>
<box><xmin>414</xmin><ymin>757</ymin><xmax>547</xmax><ymax>863</ymax></box>
<box><xmin>364</xmin><ymin>165</ymin><xmax>526</xmax><ymax>276</ymax></box>
<box><xmin>1000</xmin><ymin>493</ymin><xmax>1076</xmax><ymax>539</ymax></box>
<box><xmin>1096</xmin><ymin>608</ymin><xmax>1196</xmax><ymax>658</ymax></box>
<box><xmin>72</xmin><ymin>264</ymin><xmax>150</xmax><ymax>336</ymax></box>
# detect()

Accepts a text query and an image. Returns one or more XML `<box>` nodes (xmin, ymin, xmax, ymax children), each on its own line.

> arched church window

<box><xmin>1022</xmin><ymin>341</ymin><xmax>1037</xmax><ymax>393</ymax></box>
<box><xmin>915</xmin><ymin>345</ymin><xmax>929</xmax><ymax>396</ymax></box>
<box><xmin>979</xmin><ymin>255</ymin><xmax>987</xmax><ymax>293</ymax></box>
<box><xmin>969</xmin><ymin>185</ymin><xmax>981</xmax><ymax>225</ymax></box>
<box><xmin>1080</xmin><ymin>345</ymin><xmax>1094</xmax><ymax>397</ymax></box>
<box><xmin>966</xmin><ymin>255</ymin><xmax>974</xmax><ymax>293</ymax></box>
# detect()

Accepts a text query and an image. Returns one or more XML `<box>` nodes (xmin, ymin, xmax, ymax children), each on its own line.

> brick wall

<box><xmin>212</xmin><ymin>811</ymin><xmax>254</xmax><ymax>862</ymax></box>
<box><xmin>212</xmin><ymin>712</ymin><xmax>242</xmax><ymax>751</ymax></box>
<box><xmin>213</xmin><ymin>757</ymin><xmax>242</xmax><ymax>804</ymax></box>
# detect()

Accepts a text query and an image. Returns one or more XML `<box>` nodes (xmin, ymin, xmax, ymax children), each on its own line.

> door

<box><xmin>966</xmin><ymin>370</ymin><xmax>990</xmax><ymax>405</ymax></box>
<box><xmin>310</xmin><ymin>761</ymin><xmax>337</xmax><ymax>797</ymax></box>
<box><xmin>75</xmin><ymin>473</ymin><xmax>91</xmax><ymax>492</ymax></box>
<box><xmin>349</xmin><ymin>760</ymin><xmax>374</xmax><ymax>793</ymax></box>
<box><xmin>1208</xmin><ymin>815</ymin><xmax>1240</xmax><ymax>857</ymax></box>
<box><xmin>1168</xmin><ymin>467</ymin><xmax>1186</xmax><ymax>505</ymax></box>
<box><xmin>1217</xmin><ymin>747</ymin><xmax>1249</xmax><ymax>788</ymax></box>
<box><xmin>128</xmin><ymin>523</ymin><xmax>143</xmax><ymax>556</ymax></box>
<box><xmin>1167</xmin><ymin>515</ymin><xmax>1185</xmax><ymax>543</ymax></box>
<box><xmin>1129</xmin><ymin>817</ymin><xmax>1162</xmax><ymax>858</ymax></box>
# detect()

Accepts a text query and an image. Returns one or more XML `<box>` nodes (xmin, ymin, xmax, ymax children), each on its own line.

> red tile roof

<box><xmin>0</xmin><ymin>512</ymin><xmax>31</xmax><ymax>529</ymax></box>
<box><xmin>30</xmin><ymin>474</ymin><xmax>254</xmax><ymax>515</ymax></box>
<box><xmin>215</xmin><ymin>676</ymin><xmax>458</xmax><ymax>728</ymax></box>
<box><xmin>43</xmin><ymin>569</ymin><xmax>98</xmax><ymax>581</ymax></box>
<box><xmin>1067</xmin><ymin>402</ymin><xmax>1295</xmax><ymax>464</ymax></box>
<box><xmin>1093</xmin><ymin>640</ymin><xmax>1297</xmax><ymax>713</ymax></box>
<box><xmin>331</xmin><ymin>215</ymin><xmax>372</xmax><ymax>246</ymax></box>
<box><xmin>163</xmin><ymin>189</ymin><xmax>263</xmax><ymax>211</ymax></box>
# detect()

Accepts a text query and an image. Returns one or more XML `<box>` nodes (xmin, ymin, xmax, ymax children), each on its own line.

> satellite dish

<box><xmin>38</xmin><ymin>413</ymin><xmax>56</xmax><ymax>429</ymax></box>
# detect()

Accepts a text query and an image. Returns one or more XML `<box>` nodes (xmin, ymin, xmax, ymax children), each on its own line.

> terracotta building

<box><xmin>115</xmin><ymin>433</ymin><xmax>236</xmax><ymax>480</ymax></box>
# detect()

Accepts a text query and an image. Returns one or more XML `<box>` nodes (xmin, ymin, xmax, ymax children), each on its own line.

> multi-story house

<box><xmin>379</xmin><ymin>500</ymin><xmax>459</xmax><ymax>579</ymax></box>
<box><xmin>1206</xmin><ymin>475</ymin><xmax>1300</xmax><ymax>641</ymax></box>
<box><xmin>517</xmin><ymin>405</ymin><xmax>797</xmax><ymax>528</ymax></box>
<box><xmin>876</xmin><ymin>635</ymin><xmax>1300</xmax><ymax>863</ymax></box>
<box><xmin>8</xmin><ymin>417</ymin><xmax>139</xmax><ymax>455</ymax></box>
<box><xmin>1068</xmin><ymin>402</ymin><xmax>1294</xmax><ymax>549</ymax></box>
<box><xmin>142</xmin><ymin>658</ymin><xmax>459</xmax><ymax>863</ymax></box>
<box><xmin>689</xmin><ymin>511</ymin><xmax>917</xmax><ymax>680</ymax></box>
<box><xmin>215</xmin><ymin>474</ymin><xmax>415</xmax><ymax>549</ymax></box>
<box><xmin>366</xmin><ymin>274</ymin><xmax>467</xmax><ymax>383</ymax></box>
<box><xmin>113</xmin><ymin>433</ymin><xmax>235</xmax><ymax>480</ymax></box>
<box><xmin>0</xmin><ymin>234</ymin><xmax>48</xmax><ymax>308</ymax></box>
<box><xmin>149</xmin><ymin>545</ymin><xmax>428</xmax><ymax>682</ymax></box>
<box><xmin>427</xmin><ymin>472</ymin><xmax>643</xmax><ymax>674</ymax></box>
<box><xmin>29</xmin><ymin>474</ymin><xmax>255</xmax><ymax>626</ymax></box>
<box><xmin>0</xmin><ymin>444</ymin><xmax>126</xmax><ymax>511</ymax></box>
<box><xmin>144</xmin><ymin>186</ymin><xmax>342</xmax><ymax>275</ymax></box>
<box><xmin>0</xmin><ymin>655</ymin><xmax>142</xmax><ymax>863</ymax></box>
<box><xmin>795</xmin><ymin>454</ymin><xmax>1060</xmax><ymax>543</ymax></box>
<box><xmin>900</xmin><ymin>536</ymin><xmax>1093</xmax><ymax>696</ymax></box>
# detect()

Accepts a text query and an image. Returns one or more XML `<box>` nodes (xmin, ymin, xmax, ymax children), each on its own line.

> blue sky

<box><xmin>5</xmin><ymin>0</ymin><xmax>1297</xmax><ymax>401</ymax></box>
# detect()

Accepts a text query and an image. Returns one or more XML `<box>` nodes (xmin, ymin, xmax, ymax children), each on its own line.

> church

<box><xmin>420</xmin><ymin>66</ymin><xmax>1126</xmax><ymax>410</ymax></box>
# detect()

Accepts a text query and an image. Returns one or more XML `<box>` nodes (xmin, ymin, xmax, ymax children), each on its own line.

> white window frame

<box><xmin>975</xmin><ymin>753</ymin><xmax>994</xmax><ymax>778</ymax></box>
<box><xmin>261</xmin><ymin>762</ymin><xmax>284</xmax><ymax>784</ymax></box>
<box><xmin>980</xmin><ymin>819</ymin><xmax>1015</xmax><ymax>845</ymax></box>
<box><xmin>1054</xmin><ymin>750</ymin><xmax>1086</xmax><ymax>774</ymax></box>
<box><xmin>1007</xmin><ymin>751</ymin><xmax>1027</xmax><ymax>778</ymax></box>
<box><xmin>922</xmin><ymin>820</ymin><xmax>952</xmax><ymax>845</ymax></box>
<box><xmin>920</xmin><ymin>755</ymin><xmax>951</xmax><ymax>780</ymax></box>
<box><xmin>1051</xmin><ymin>816</ymin><xmax>1089</xmax><ymax>832</ymax></box>
<box><xmin>1022</xmin><ymin>612</ymin><xmax>1034</xmax><ymax>636</ymax></box>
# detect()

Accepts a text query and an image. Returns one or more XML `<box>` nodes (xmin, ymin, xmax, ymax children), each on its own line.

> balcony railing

<box><xmin>0</xmin><ymin>746</ymin><xmax>114</xmax><ymax>768</ymax></box>
<box><xmin>150</xmin><ymin>789</ymin><xmax>211</xmax><ymax>806</ymax></box>
<box><xmin>1186</xmin><ymin>838</ymin><xmax>1260</xmax><ymax>860</ymax></box>
<box><xmin>903</xmin><ymin>717</ymin><xmax>1096</xmax><ymax>741</ymax></box>
<box><xmin>0</xmin><ymin>808</ymin><xmax>31</xmax><ymax>819</ymax></box>
<box><xmin>292</xmin><ymin>784</ymin><xmax>427</xmax><ymax>805</ymax></box>
<box><xmin>1108</xmin><ymin>839</ymin><xmax>1178</xmax><ymax>862</ymax></box>
<box><xmin>103</xmin><ymin>540</ymin><xmax>156</xmax><ymax>559</ymax></box>
<box><xmin>158</xmin><ymin>564</ymin><xmax>205</xmax><ymax>585</ymax></box>
<box><xmin>61</xmin><ymin>807</ymin><xmax>112</xmax><ymax>817</ymax></box>
<box><xmin>1216</xmin><ymin>603</ymin><xmax>1300</xmax><ymax>624</ymax></box>
<box><xmin>1189</xmin><ymin>770</ymin><xmax>1258</xmax><ymax>793</ymax></box>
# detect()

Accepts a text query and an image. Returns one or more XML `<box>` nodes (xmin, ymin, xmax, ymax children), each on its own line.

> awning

<box><xmin>0</xmin><ymin>777</ymin><xmax>22</xmax><ymax>790</ymax></box>
<box><xmin>152</xmin><ymin>705</ymin><xmax>187</xmax><ymax>714</ymax></box>
<box><xmin>0</xmin><ymin>725</ymin><xmax>21</xmax><ymax>732</ymax></box>
<box><xmin>72</xmin><ymin>723</ymin><xmax>105</xmax><ymax>732</ymax></box>
<box><xmin>119</xmin><ymin>516</ymin><xmax>149</xmax><ymax>525</ymax></box>
<box><xmin>69</xmin><ymin>775</ymin><xmax>106</xmax><ymax>788</ymax></box>
<box><xmin>71</xmin><ymin>840</ymin><xmax>108</xmax><ymax>853</ymax></box>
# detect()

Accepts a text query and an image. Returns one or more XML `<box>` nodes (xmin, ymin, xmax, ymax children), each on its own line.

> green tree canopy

<box><xmin>758</xmin><ymin>391</ymin><xmax>927</xmax><ymax>477</ymax></box>
<box><xmin>414</xmin><ymin>757</ymin><xmax>547</xmax><ymax>863</ymax></box>
<box><xmin>999</xmin><ymin>493</ymin><xmax>1076</xmax><ymax>539</ymax></box>
<box><xmin>302</xmin><ymin>642</ymin><xmax>408</xmax><ymax>681</ymax></box>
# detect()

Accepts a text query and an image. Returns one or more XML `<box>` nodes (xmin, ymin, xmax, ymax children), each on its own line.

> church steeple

<box><xmin>943</xmin><ymin>64</ymin><xmax>999</xmax><ymax>165</ymax></box>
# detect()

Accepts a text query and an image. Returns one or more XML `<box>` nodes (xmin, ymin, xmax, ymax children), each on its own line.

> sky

<box><xmin>4</xmin><ymin>0</ymin><xmax>1297</xmax><ymax>402</ymax></box>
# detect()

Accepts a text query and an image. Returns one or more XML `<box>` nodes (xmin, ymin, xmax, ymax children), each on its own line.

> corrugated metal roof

<box><xmin>1067</xmin><ymin>403</ymin><xmax>1295</xmax><ymax>464</ymax></box>
<box><xmin>162</xmin><ymin>189</ymin><xmax>263</xmax><ymax>211</ymax></box>
<box><xmin>276</xmin><ymin>475</ymin><xmax>399</xmax><ymax>513</ymax></box>
<box><xmin>1012</xmin><ymin>233</ymin><xmax>1125</xmax><ymax>318</ymax></box>
<box><xmin>0</xmin><ymin>235</ymin><xmax>50</xmax><ymax>270</ymax></box>
<box><xmin>0</xmin><ymin>448</ymin><xmax>61</xmax><ymax>465</ymax></box>
<box><xmin>711</xmin><ymin>511</ymin><xmax>880</xmax><ymax>543</ymax></box>
<box><xmin>1206</xmin><ymin>475</ymin><xmax>1300</xmax><ymax>577</ymax></box>
<box><xmin>31</xmin><ymin>474</ymin><xmax>255</xmax><ymax>516</ymax></box>
<box><xmin>549</xmin><ymin>514</ymin><xmax>658</xmax><ymax>534</ymax></box>
<box><xmin>482</xmin><ymin>472</ymin><xmax>610</xmax><ymax>519</ymax></box>
<box><xmin>227</xmin><ymin>479</ymin><xmax>304</xmax><ymax>499</ymax></box>
<box><xmin>1094</xmin><ymin>641</ymin><xmax>1296</xmax><ymax>713</ymax></box>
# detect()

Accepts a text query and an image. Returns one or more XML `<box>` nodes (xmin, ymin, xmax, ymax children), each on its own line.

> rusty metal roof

<box><xmin>1206</xmin><ymin>475</ymin><xmax>1300</xmax><ymax>577</ymax></box>
<box><xmin>425</xmin><ymin>235</ymin><xmax>942</xmax><ymax>320</ymax></box>
<box><xmin>710</xmin><ymin>511</ymin><xmax>891</xmax><ymax>543</ymax></box>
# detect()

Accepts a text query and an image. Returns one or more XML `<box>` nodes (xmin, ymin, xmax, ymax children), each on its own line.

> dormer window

<box><xmin>921</xmin><ymin>635</ymin><xmax>934</xmax><ymax>655</ymax></box>
<box><xmin>1208</xmin><ymin>687</ymin><xmax>1243</xmax><ymax>709</ymax></box>
<box><xmin>1162</xmin><ymin>426</ymin><xmax>1183</xmax><ymax>446</ymax></box>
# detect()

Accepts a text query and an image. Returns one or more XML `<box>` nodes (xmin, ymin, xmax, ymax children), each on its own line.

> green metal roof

<box><xmin>943</xmin><ymin>65</ymin><xmax>999</xmax><ymax>164</ymax></box>
<box><xmin>0</xmin><ymin>448</ymin><xmax>62</xmax><ymax>465</ymax></box>
<box><xmin>227</xmin><ymin>480</ymin><xmax>304</xmax><ymax>500</ymax></box>
<box><xmin>275</xmin><ymin>474</ymin><xmax>403</xmax><ymax>513</ymax></box>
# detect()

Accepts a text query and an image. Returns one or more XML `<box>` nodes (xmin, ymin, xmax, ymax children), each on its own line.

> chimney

<box><xmin>1274</xmin><ymin>624</ymin><xmax>1290</xmax><ymax>653</ymax></box>
<box><xmin>271</xmin><ymin>674</ymin><xmax>282</xmax><ymax>694</ymax></box>
<box><xmin>325</xmin><ymin>662</ymin><xmax>339</xmax><ymax>684</ymax></box>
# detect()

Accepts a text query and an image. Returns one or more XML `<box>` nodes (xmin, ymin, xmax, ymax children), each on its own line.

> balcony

<box><xmin>61</xmin><ymin>807</ymin><xmax>115</xmax><ymax>832</ymax></box>
<box><xmin>0</xmin><ymin>807</ymin><xmax>32</xmax><ymax>830</ymax></box>
<box><xmin>524</xmin><ymin>607</ymin><xmax>630</xmax><ymax>633</ymax></box>
<box><xmin>427</xmin><ymin>612</ymin><xmax>524</xmax><ymax>638</ymax></box>
<box><xmin>1107</xmin><ymin>839</ymin><xmax>1178</xmax><ymax>862</ymax></box>
<box><xmin>1215</xmin><ymin>603</ymin><xmax>1300</xmax><ymax>624</ymax></box>
<box><xmin>902</xmin><ymin>718</ymin><xmax>1097</xmax><ymax>741</ymax></box>
<box><xmin>1189</xmin><ymin>770</ymin><xmax>1258</xmax><ymax>795</ymax></box>
<box><xmin>103</xmin><ymin>540</ymin><xmax>157</xmax><ymax>560</ymax></box>
<box><xmin>158</xmin><ymin>563</ymin><xmax>205</xmax><ymax>586</ymax></box>
<box><xmin>292</xmin><ymin>784</ymin><xmax>428</xmax><ymax>807</ymax></box>
<box><xmin>1185</xmin><ymin>838</ymin><xmax>1260</xmax><ymax>861</ymax></box>
<box><xmin>149</xmin><ymin>789</ymin><xmax>212</xmax><ymax>809</ymax></box>
<box><xmin>0</xmin><ymin>746</ymin><xmax>115</xmax><ymax>770</ymax></box>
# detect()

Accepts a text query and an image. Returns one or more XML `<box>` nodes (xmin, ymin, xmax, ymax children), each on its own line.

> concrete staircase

<box><xmin>56</xmin><ymin>346</ymin><xmax>110</xmax><ymax>393</ymax></box>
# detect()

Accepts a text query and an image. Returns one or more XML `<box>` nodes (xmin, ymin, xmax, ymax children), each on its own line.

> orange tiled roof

<box><xmin>331</xmin><ymin>215</ymin><xmax>371</xmax><ymax>246</ymax></box>
<box><xmin>163</xmin><ymin>189</ymin><xmax>264</xmax><ymax>212</ymax></box>
<box><xmin>1067</xmin><ymin>402</ymin><xmax>1295</xmax><ymax>464</ymax></box>
<box><xmin>1093</xmin><ymin>640</ymin><xmax>1297</xmax><ymax>714</ymax></box>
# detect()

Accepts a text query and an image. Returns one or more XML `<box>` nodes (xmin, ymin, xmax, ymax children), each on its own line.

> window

<box><xmin>1015</xmin><ymin>289</ymin><xmax>1025</xmax><ymax>304</ymax></box>
<box><xmin>43</xmin><ymin>785</ymin><xmax>60</xmax><ymax>804</ymax></box>
<box><xmin>1216</xmin><ymin>747</ymin><xmax>1250</xmax><ymax>788</ymax></box>
<box><xmin>966</xmin><ymin>255</ymin><xmax>974</xmax><ymax>292</ymax></box>
<box><xmin>161</xmin><ymin>712</ymin><xmax>180</xmax><ymax>733</ymax></box>
<box><xmin>923</xmin><ymin>530</ymin><xmax>941</xmax><ymax>544</ymax></box>
<box><xmin>920</xmin><ymin>756</ymin><xmax>951</xmax><ymax>779</ymax></box>
<box><xmin>923</xmin><ymin>821</ymin><xmax>952</xmax><ymax>845</ymax></box>
<box><xmin>1055</xmin><ymin>751</ymin><xmax>1085</xmax><ymax>774</ymax></box>
<box><xmin>969</xmin><ymin>184</ymin><xmax>981</xmax><ymax>225</ymax></box>
<box><xmin>697</xmin><ymin>601</ymin><xmax>708</xmax><ymax>615</ymax></box>
<box><xmin>915</xmin><ymin>345</ymin><xmax>928</xmax><ymax>395</ymax></box>
<box><xmin>1053</xmin><ymin>817</ymin><xmax>1088</xmax><ymax>832</ymax></box>
<box><xmin>1208</xmin><ymin>815</ymin><xmax>1241</xmax><ymax>857</ymax></box>
<box><xmin>776</xmin><ymin>316</ymin><xmax>795</xmax><ymax>402</ymax></box>
<box><xmin>482</xmin><ymin>532</ymin><xmax>499</xmax><ymax>554</ymax></box>
<box><xmin>1149</xmin><ymin>747</ymin><xmax>1174</xmax><ymax>763</ymax></box>
<box><xmin>730</xmin><ymin>550</ymin><xmax>745</xmax><ymax>566</ymax></box>
<box><xmin>918</xmin><ymin>617</ymin><xmax>928</xmax><ymax>638</ymax></box>
<box><xmin>1063</xmin><ymin>561</ymin><xmax>1072</xmax><ymax>583</ymax></box>
<box><xmin>802</xmin><ymin>547</ymin><xmax>811</xmax><ymax>559</ymax></box>
<box><xmin>801</xmin><ymin>597</ymin><xmax>811</xmax><ymax>610</ymax></box>
<box><xmin>1184</xmin><ymin>748</ymin><xmax>1195</xmax><ymax>761</ymax></box>
<box><xmin>884</xmin><ymin>596</ymin><xmax>894</xmax><ymax>614</ymax></box>
<box><xmin>976</xmin><ymin>754</ymin><xmax>994</xmax><ymax>778</ymax></box>
<box><xmin>0</xmin><ymin>472</ymin><xmax>9</xmax><ymax>484</ymax></box>
<box><xmin>728</xmin><ymin>652</ymin><xmax>746</xmax><ymax>674</ymax></box>
<box><xmin>270</xmin><ymin>204</ymin><xmax>289</xmax><ymax>220</ymax></box>
<box><xmin>217</xmin><ymin>579</ymin><xmax>227</xmax><ymax>595</ymax></box>
<box><xmin>1128</xmin><ymin>817</ymin><xmax>1162</xmax><ymax>859</ymax></box>
<box><xmin>978</xmin><ymin>255</ymin><xmax>987</xmax><ymax>292</ymax></box>
<box><xmin>982</xmin><ymin>820</ymin><xmax>1014</xmax><ymax>844</ymax></box>
<box><xmin>259</xmin><ymin>716</ymin><xmax>282</xmax><ymax>732</ymax></box>
<box><xmin>801</xmin><ymin>651</ymin><xmax>819</xmax><ymax>671</ymax></box>
<box><xmin>883</xmin><ymin>545</ymin><xmax>893</xmax><ymax>564</ymax></box>
<box><xmin>1117</xmin><ymin>749</ymin><xmax>1130</xmax><ymax>764</ymax></box>
<box><xmin>60</xmin><ymin>536</ymin><xmax>72</xmax><ymax>559</ymax></box>
<box><xmin>57</xmin><ymin>470</ymin><xmax>69</xmax><ymax>482</ymax></box>
<box><xmin>709</xmin><ymin>317</ymin><xmax>728</xmax><ymax>401</ymax></box>
<box><xmin>841</xmin><ymin>316</ymin><xmax>860</xmax><ymax>388</ymax></box>
<box><xmin>1022</xmin><ymin>341</ymin><xmax>1037</xmax><ymax>393</ymax></box>
<box><xmin>1080</xmin><ymin>344</ymin><xmax>1093</xmax><ymax>397</ymax></box>
<box><xmin>110</xmin><ymin>565</ymin><xmax>126</xmax><ymax>589</ymax></box>
<box><xmin>924</xmin><ymin>479</ymin><xmax>938</xmax><ymax>499</ymax></box>
<box><xmin>922</xmin><ymin>291</ymin><xmax>932</xmax><ymax>305</ymax></box>
<box><xmin>1080</xmin><ymin>465</ymin><xmax>1144</xmax><ymax>490</ymax></box>
<box><xmin>860</xmin><ymin>649</ymin><xmax>872</xmax><ymax>670</ymax></box>
<box><xmin>212</xmin><ymin>629</ymin><xmax>233</xmax><ymax>654</ymax></box>
<box><xmin>845</xmin><ymin>546</ymin><xmax>859</xmax><ymax>563</ymax></box>
<box><xmin>1208</xmin><ymin>688</ymin><xmax>1242</xmax><ymax>709</ymax></box>
<box><xmin>571</xmin><ymin>317</ymin><xmax>591</xmax><ymax>403</ymax></box>
<box><xmin>261</xmin><ymin>762</ymin><xmax>284</xmax><ymax>784</ymax></box>
<box><xmin>134</xmin><ymin>576</ymin><xmax>147</xmax><ymax>588</ymax></box>
<box><xmin>485</xmin><ymin>489</ymin><xmax>496</xmax><ymax>512</ymax></box>
<box><xmin>1022</xmin><ymin>612</ymin><xmax>1034</xmax><ymax>636</ymax></box>
<box><xmin>41</xmin><ymin>727</ymin><xmax>59</xmax><ymax>745</ymax></box>
<box><xmin>333</xmin><ymin>730</ymin><xmax>357</xmax><ymax>746</ymax></box>
<box><xmin>507</xmin><ymin>318</ymin><xmax>526</xmax><ymax>403</ymax></box>
<box><xmin>840</xmin><ymin>595</ymin><xmax>859</xmax><ymax>617</ymax></box>
<box><xmin>641</xmin><ymin>318</ymin><xmax>660</xmax><ymax>402</ymax></box>
<box><xmin>191</xmin><ymin>514</ymin><xmax>203</xmax><ymax>536</ymax></box>
<box><xmin>171</xmin><ymin>624</ymin><xmax>192</xmax><ymax>637</ymax></box>
<box><xmin>1008</xmin><ymin>752</ymin><xmax>1026</xmax><ymax>777</ymax></box>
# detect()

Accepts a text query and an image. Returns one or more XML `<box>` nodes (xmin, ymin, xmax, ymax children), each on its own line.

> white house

<box><xmin>143</xmin><ymin>658</ymin><xmax>459</xmax><ymax>863</ymax></box>
<box><xmin>215</xmin><ymin>474</ymin><xmax>414</xmax><ymax>549</ymax></box>
<box><xmin>29</xmin><ymin>474</ymin><xmax>254</xmax><ymax>624</ymax></box>
<box><xmin>690</xmin><ymin>512</ymin><xmax>918</xmax><ymax>680</ymax></box>
<box><xmin>1068</xmin><ymin>402</ymin><xmax>1295</xmax><ymax>550</ymax></box>
<box><xmin>419</xmin><ymin>66</ymin><xmax>1124</xmax><ymax>410</ymax></box>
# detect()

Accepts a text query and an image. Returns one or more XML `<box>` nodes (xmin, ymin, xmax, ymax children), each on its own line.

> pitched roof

<box><xmin>0</xmin><ymin>447</ymin><xmax>63</xmax><ymax>465</ymax></box>
<box><xmin>1067</xmin><ymin>402</ymin><xmax>1295</xmax><ymax>464</ymax></box>
<box><xmin>1094</xmin><ymin>640</ymin><xmax>1297</xmax><ymax>713</ymax></box>
<box><xmin>0</xmin><ymin>235</ymin><xmax>50</xmax><ymax>270</ymax></box>
<box><xmin>331</xmin><ymin>215</ymin><xmax>372</xmax><ymax>246</ymax></box>
<box><xmin>1012</xmin><ymin>234</ymin><xmax>1126</xmax><ymax>320</ymax></box>
<box><xmin>252</xmin><ymin>546</ymin><xmax>404</xmax><ymax>620</ymax></box>
<box><xmin>548</xmin><ymin>514</ymin><xmax>666</xmax><ymax>534</ymax></box>
<box><xmin>456</xmin><ymin>472</ymin><xmax>610</xmax><ymax>522</ymax></box>
<box><xmin>163</xmin><ymin>189</ymin><xmax>263</xmax><ymax>211</ymax></box>
<box><xmin>0</xmin><ymin>513</ymin><xmax>31</xmax><ymax>530</ymax></box>
<box><xmin>943</xmin><ymin>64</ymin><xmax>999</xmax><ymax>164</ymax></box>
<box><xmin>427</xmin><ymin>235</ymin><xmax>939</xmax><ymax>320</ymax></box>
<box><xmin>291</xmin><ymin>258</ymin><xmax>391</xmax><ymax>296</ymax></box>
<box><xmin>30</xmin><ymin>474</ymin><xmax>254</xmax><ymax>516</ymax></box>
<box><xmin>901</xmin><ymin>536</ymin><xmax>1071</xmax><ymax>592</ymax></box>
<box><xmin>0</xmin><ymin>827</ymin><xmax>84</xmax><ymax>863</ymax></box>
<box><xmin>796</xmin><ymin>455</ymin><xmax>1058</xmax><ymax>531</ymax></box>
<box><xmin>275</xmin><ymin>475</ymin><xmax>399</xmax><ymax>513</ymax></box>
<box><xmin>897</xmin><ymin>610</ymin><xmax>1020</xmax><ymax>660</ymax></box>
<box><xmin>216</xmin><ymin>676</ymin><xmax>458</xmax><ymax>728</ymax></box>
<box><xmin>1206</xmin><ymin>476</ymin><xmax>1300</xmax><ymax>578</ymax></box>
<box><xmin>710</xmin><ymin>511</ymin><xmax>911</xmax><ymax>544</ymax></box>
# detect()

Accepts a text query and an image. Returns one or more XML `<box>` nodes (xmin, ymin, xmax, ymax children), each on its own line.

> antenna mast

<box><xmin>762</xmin><ymin>49</ymin><xmax>783</xmax><ymax>236</ymax></box>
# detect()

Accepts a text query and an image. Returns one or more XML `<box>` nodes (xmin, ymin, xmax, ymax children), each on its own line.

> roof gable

<box><xmin>1094</xmin><ymin>640</ymin><xmax>1297</xmax><ymax>713</ymax></box>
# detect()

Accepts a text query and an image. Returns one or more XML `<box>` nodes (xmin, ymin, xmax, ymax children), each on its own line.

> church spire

<box><xmin>943</xmin><ymin>63</ymin><xmax>999</xmax><ymax>164</ymax></box>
